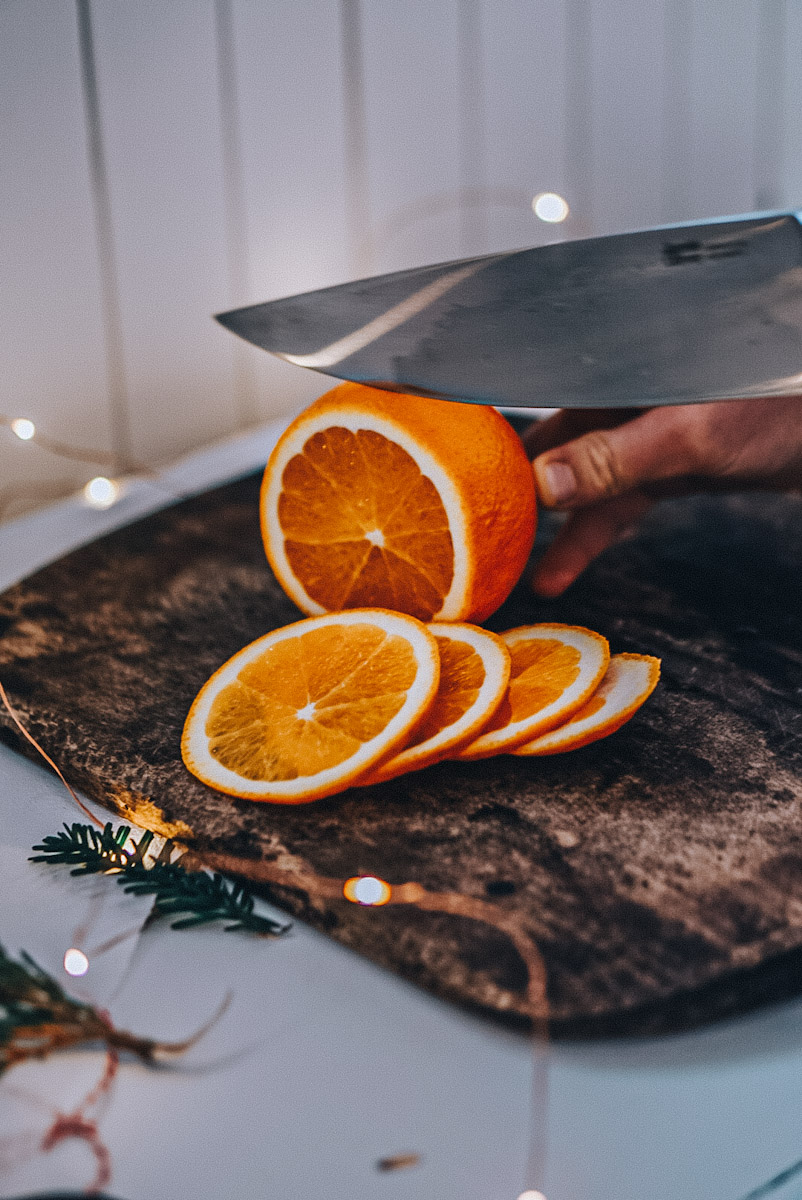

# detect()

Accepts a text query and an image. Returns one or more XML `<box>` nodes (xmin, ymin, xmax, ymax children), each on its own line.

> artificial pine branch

<box><xmin>0</xmin><ymin>942</ymin><xmax>225</xmax><ymax>1075</ymax></box>
<box><xmin>30</xmin><ymin>822</ymin><xmax>290</xmax><ymax>936</ymax></box>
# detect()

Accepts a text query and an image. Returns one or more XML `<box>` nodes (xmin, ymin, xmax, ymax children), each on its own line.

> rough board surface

<box><xmin>1</xmin><ymin>472</ymin><xmax>802</xmax><ymax>1035</ymax></box>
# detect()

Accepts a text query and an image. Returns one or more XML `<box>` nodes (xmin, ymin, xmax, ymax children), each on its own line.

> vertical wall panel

<box><xmin>0</xmin><ymin>0</ymin><xmax>110</xmax><ymax>518</ymax></box>
<box><xmin>457</xmin><ymin>0</ymin><xmax>488</xmax><ymax>254</ymax></box>
<box><xmin>230</xmin><ymin>0</ymin><xmax>353</xmax><ymax>418</ymax></box>
<box><xmin>781</xmin><ymin>1</ymin><xmax>802</xmax><ymax>212</ymax></box>
<box><xmin>752</xmin><ymin>0</ymin><xmax>786</xmax><ymax>211</ymax></box>
<box><xmin>89</xmin><ymin>0</ymin><xmax>239</xmax><ymax>466</ymax></box>
<box><xmin>588</xmin><ymin>0</ymin><xmax>665</xmax><ymax>235</ymax></box>
<box><xmin>563</xmin><ymin>0</ymin><xmax>594</xmax><ymax>234</ymax></box>
<box><xmin>660</xmin><ymin>0</ymin><xmax>694</xmax><ymax>223</ymax></box>
<box><xmin>360</xmin><ymin>0</ymin><xmax>464</xmax><ymax>274</ymax></box>
<box><xmin>685</xmin><ymin>0</ymin><xmax>760</xmax><ymax>220</ymax></box>
<box><xmin>481</xmin><ymin>0</ymin><xmax>567</xmax><ymax>254</ymax></box>
<box><xmin>1</xmin><ymin>1</ymin><xmax>798</xmax><ymax>525</ymax></box>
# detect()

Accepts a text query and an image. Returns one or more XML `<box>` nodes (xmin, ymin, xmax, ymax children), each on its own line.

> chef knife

<box><xmin>216</xmin><ymin>211</ymin><xmax>802</xmax><ymax>409</ymax></box>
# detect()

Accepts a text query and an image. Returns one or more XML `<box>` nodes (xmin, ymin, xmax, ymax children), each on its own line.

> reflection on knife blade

<box><xmin>276</xmin><ymin>257</ymin><xmax>491</xmax><ymax>369</ymax></box>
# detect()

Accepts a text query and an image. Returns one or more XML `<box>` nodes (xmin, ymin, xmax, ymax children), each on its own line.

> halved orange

<box><xmin>260</xmin><ymin>382</ymin><xmax>537</xmax><ymax>623</ymax></box>
<box><xmin>514</xmin><ymin>652</ymin><xmax>660</xmax><ymax>756</ymax></box>
<box><xmin>454</xmin><ymin>624</ymin><xmax>610</xmax><ymax>760</ymax></box>
<box><xmin>181</xmin><ymin>609</ymin><xmax>439</xmax><ymax>803</ymax></box>
<box><xmin>360</xmin><ymin>623</ymin><xmax>511</xmax><ymax>784</ymax></box>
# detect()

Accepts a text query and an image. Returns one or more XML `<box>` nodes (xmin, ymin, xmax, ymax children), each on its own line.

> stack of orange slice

<box><xmin>182</xmin><ymin>614</ymin><xmax>660</xmax><ymax>803</ymax></box>
<box><xmin>181</xmin><ymin>384</ymin><xmax>661</xmax><ymax>804</ymax></box>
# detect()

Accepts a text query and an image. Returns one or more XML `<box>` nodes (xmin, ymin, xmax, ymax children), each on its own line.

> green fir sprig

<box><xmin>1</xmin><ymin>942</ymin><xmax>152</xmax><ymax>1074</ymax></box>
<box><xmin>0</xmin><ymin>941</ymin><xmax>222</xmax><ymax>1075</ymax></box>
<box><xmin>30</xmin><ymin>822</ymin><xmax>290</xmax><ymax>936</ymax></box>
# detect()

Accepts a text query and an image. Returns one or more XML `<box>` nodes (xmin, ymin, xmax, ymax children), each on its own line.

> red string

<box><xmin>40</xmin><ymin>1036</ymin><xmax>118</xmax><ymax>1195</ymax></box>
<box><xmin>41</xmin><ymin>1110</ymin><xmax>112</xmax><ymax>1195</ymax></box>
<box><xmin>0</xmin><ymin>683</ymin><xmax>115</xmax><ymax>1187</ymax></box>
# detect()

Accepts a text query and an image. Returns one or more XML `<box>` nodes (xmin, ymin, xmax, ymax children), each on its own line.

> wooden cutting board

<box><xmin>2</xmin><ymin>472</ymin><xmax>802</xmax><ymax>1036</ymax></box>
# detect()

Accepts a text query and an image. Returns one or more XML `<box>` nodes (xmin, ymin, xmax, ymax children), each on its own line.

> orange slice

<box><xmin>260</xmin><ymin>382</ymin><xmax>537</xmax><ymax>622</ymax></box>
<box><xmin>361</xmin><ymin>623</ymin><xmax>511</xmax><ymax>784</ymax></box>
<box><xmin>513</xmin><ymin>652</ymin><xmax>661</xmax><ymax>756</ymax></box>
<box><xmin>181</xmin><ymin>609</ymin><xmax>439</xmax><ymax>803</ymax></box>
<box><xmin>454</xmin><ymin>624</ymin><xmax>610</xmax><ymax>760</ymax></box>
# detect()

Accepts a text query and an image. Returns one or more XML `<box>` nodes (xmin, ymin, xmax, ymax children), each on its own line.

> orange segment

<box><xmin>454</xmin><ymin>624</ymin><xmax>610</xmax><ymax>760</ymax></box>
<box><xmin>261</xmin><ymin>382</ymin><xmax>537</xmax><ymax>622</ymax></box>
<box><xmin>279</xmin><ymin>428</ymin><xmax>454</xmax><ymax>616</ymax></box>
<box><xmin>181</xmin><ymin>609</ymin><xmax>439</xmax><ymax>803</ymax></box>
<box><xmin>361</xmin><ymin>623</ymin><xmax>511</xmax><ymax>784</ymax></box>
<box><xmin>514</xmin><ymin>652</ymin><xmax>661</xmax><ymax>756</ymax></box>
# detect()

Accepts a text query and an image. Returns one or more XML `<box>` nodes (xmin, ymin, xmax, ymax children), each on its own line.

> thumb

<box><xmin>532</xmin><ymin>406</ymin><xmax>698</xmax><ymax>509</ymax></box>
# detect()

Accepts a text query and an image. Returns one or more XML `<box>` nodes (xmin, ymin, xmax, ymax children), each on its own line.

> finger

<box><xmin>532</xmin><ymin>405</ymin><xmax>703</xmax><ymax>509</ymax></box>
<box><xmin>531</xmin><ymin>491</ymin><xmax>653</xmax><ymax>596</ymax></box>
<box><xmin>522</xmin><ymin>407</ymin><xmax>639</xmax><ymax>459</ymax></box>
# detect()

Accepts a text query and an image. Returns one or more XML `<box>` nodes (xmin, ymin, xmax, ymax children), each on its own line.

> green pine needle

<box><xmin>30</xmin><ymin>822</ymin><xmax>290</xmax><ymax>937</ymax></box>
<box><xmin>0</xmin><ymin>941</ymin><xmax>221</xmax><ymax>1075</ymax></box>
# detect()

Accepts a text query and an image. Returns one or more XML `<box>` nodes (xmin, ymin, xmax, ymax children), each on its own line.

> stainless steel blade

<box><xmin>216</xmin><ymin>212</ymin><xmax>802</xmax><ymax>408</ymax></box>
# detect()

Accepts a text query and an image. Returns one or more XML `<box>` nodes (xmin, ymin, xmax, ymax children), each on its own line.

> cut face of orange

<box><xmin>361</xmin><ymin>623</ymin><xmax>511</xmax><ymax>784</ymax></box>
<box><xmin>181</xmin><ymin>609</ymin><xmax>439</xmax><ymax>803</ymax></box>
<box><xmin>454</xmin><ymin>624</ymin><xmax>610</xmax><ymax>760</ymax></box>
<box><xmin>261</xmin><ymin>382</ymin><xmax>536</xmax><ymax>623</ymax></box>
<box><xmin>514</xmin><ymin>653</ymin><xmax>661</xmax><ymax>756</ymax></box>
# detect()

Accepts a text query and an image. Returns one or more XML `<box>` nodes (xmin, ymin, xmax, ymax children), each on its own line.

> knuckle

<box><xmin>577</xmin><ymin>430</ymin><xmax>626</xmax><ymax>497</ymax></box>
<box><xmin>672</xmin><ymin>407</ymin><xmax>723</xmax><ymax>475</ymax></box>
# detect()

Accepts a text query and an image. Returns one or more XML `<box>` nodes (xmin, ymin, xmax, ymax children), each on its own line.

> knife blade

<box><xmin>216</xmin><ymin>211</ymin><xmax>802</xmax><ymax>409</ymax></box>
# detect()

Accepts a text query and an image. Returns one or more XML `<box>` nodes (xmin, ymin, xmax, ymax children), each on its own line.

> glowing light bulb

<box><xmin>83</xmin><ymin>476</ymin><xmax>120</xmax><ymax>508</ymax></box>
<box><xmin>63</xmin><ymin>947</ymin><xmax>89</xmax><ymax>976</ymax></box>
<box><xmin>343</xmin><ymin>875</ymin><xmax>392</xmax><ymax>905</ymax></box>
<box><xmin>517</xmin><ymin>1191</ymin><xmax>547</xmax><ymax>1200</ymax></box>
<box><xmin>532</xmin><ymin>192</ymin><xmax>569</xmax><ymax>223</ymax></box>
<box><xmin>11</xmin><ymin>418</ymin><xmax>36</xmax><ymax>441</ymax></box>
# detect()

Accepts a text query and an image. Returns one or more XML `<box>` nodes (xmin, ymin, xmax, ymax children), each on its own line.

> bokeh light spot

<box><xmin>83</xmin><ymin>476</ymin><xmax>120</xmax><ymax>509</ymax></box>
<box><xmin>63</xmin><ymin>947</ymin><xmax>89</xmax><ymax>976</ymax></box>
<box><xmin>11</xmin><ymin>418</ymin><xmax>36</xmax><ymax>441</ymax></box>
<box><xmin>532</xmin><ymin>192</ymin><xmax>569</xmax><ymax>223</ymax></box>
<box><xmin>344</xmin><ymin>875</ymin><xmax>392</xmax><ymax>905</ymax></box>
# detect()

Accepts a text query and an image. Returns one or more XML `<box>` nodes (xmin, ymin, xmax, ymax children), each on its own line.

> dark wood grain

<box><xmin>2</xmin><ymin>472</ymin><xmax>802</xmax><ymax>1035</ymax></box>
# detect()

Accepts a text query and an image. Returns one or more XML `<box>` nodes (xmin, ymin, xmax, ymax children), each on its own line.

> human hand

<box><xmin>525</xmin><ymin>397</ymin><xmax>802</xmax><ymax>597</ymax></box>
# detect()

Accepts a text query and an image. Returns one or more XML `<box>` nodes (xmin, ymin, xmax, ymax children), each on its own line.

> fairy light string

<box><xmin>0</xmin><ymin>671</ymin><xmax>550</xmax><ymax>1022</ymax></box>
<box><xmin>1</xmin><ymin>413</ymin><xmax>195</xmax><ymax>519</ymax></box>
<box><xmin>188</xmin><ymin>847</ymin><xmax>550</xmax><ymax>1027</ymax></box>
<box><xmin>2</xmin><ymin>410</ymin><xmax>556</xmax><ymax>1190</ymax></box>
<box><xmin>0</xmin><ymin>680</ymin><xmax>102</xmax><ymax>826</ymax></box>
<box><xmin>1</xmin><ymin>176</ymin><xmax>569</xmax><ymax>520</ymax></box>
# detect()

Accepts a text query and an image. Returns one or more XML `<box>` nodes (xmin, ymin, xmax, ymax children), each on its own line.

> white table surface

<box><xmin>2</xmin><ymin>423</ymin><xmax>802</xmax><ymax>1200</ymax></box>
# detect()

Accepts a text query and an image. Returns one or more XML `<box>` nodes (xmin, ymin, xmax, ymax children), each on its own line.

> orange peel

<box><xmin>455</xmin><ymin>623</ymin><xmax>610</xmax><ymax>760</ymax></box>
<box><xmin>362</xmin><ymin>622</ymin><xmax>511</xmax><ymax>784</ymax></box>
<box><xmin>181</xmin><ymin>609</ymin><xmax>439</xmax><ymax>803</ymax></box>
<box><xmin>513</xmin><ymin>652</ymin><xmax>660</xmax><ymax>756</ymax></box>
<box><xmin>260</xmin><ymin>382</ymin><xmax>536</xmax><ymax>623</ymax></box>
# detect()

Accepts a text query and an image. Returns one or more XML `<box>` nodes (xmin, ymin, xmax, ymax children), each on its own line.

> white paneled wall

<box><xmin>1</xmin><ymin>0</ymin><xmax>799</xmax><ymax>521</ymax></box>
<box><xmin>361</xmin><ymin>0</ymin><xmax>464</xmax><ymax>272</ymax></box>
<box><xmin>90</xmin><ymin>1</ymin><xmax>236</xmax><ymax>462</ymax></box>
<box><xmin>0</xmin><ymin>0</ymin><xmax>111</xmax><ymax>515</ymax></box>
<box><xmin>482</xmin><ymin>0</ymin><xmax>568</xmax><ymax>253</ymax></box>
<box><xmin>230</xmin><ymin>0</ymin><xmax>353</xmax><ymax>421</ymax></box>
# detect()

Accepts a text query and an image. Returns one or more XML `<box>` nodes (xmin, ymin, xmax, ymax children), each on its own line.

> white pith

<box><xmin>262</xmin><ymin>409</ymin><xmax>470</xmax><ymax>619</ymax></box>
<box><xmin>182</xmin><ymin>609</ymin><xmax>439</xmax><ymax>799</ymax></box>
<box><xmin>459</xmin><ymin>624</ymin><xmax>610</xmax><ymax>757</ymax></box>
<box><xmin>370</xmin><ymin>622</ymin><xmax>510</xmax><ymax>779</ymax></box>
<box><xmin>515</xmin><ymin>655</ymin><xmax>658</xmax><ymax>755</ymax></box>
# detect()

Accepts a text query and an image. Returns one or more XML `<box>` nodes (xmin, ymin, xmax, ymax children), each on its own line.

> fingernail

<box><xmin>541</xmin><ymin>461</ymin><xmax>577</xmax><ymax>505</ymax></box>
